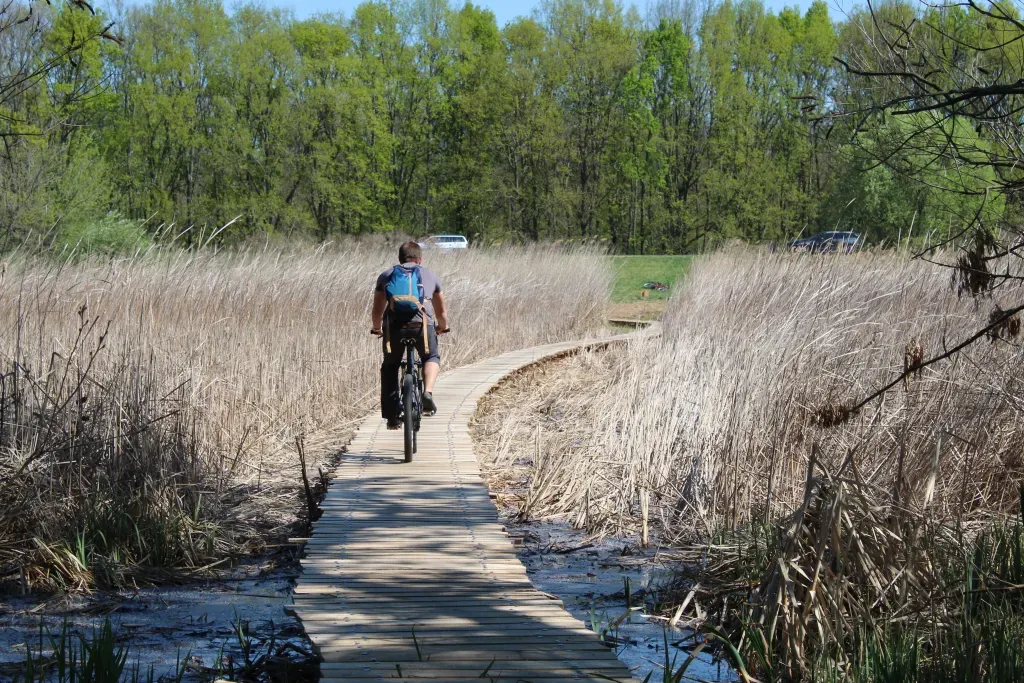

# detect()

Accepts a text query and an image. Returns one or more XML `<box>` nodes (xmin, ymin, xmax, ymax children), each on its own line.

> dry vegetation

<box><xmin>473</xmin><ymin>248</ymin><xmax>1024</xmax><ymax>681</ymax></box>
<box><xmin>0</xmin><ymin>243</ymin><xmax>610</xmax><ymax>591</ymax></box>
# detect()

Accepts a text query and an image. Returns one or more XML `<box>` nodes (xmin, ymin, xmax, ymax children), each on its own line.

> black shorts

<box><xmin>383</xmin><ymin>323</ymin><xmax>440</xmax><ymax>365</ymax></box>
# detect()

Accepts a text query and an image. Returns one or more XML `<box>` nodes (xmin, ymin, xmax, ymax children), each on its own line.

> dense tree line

<box><xmin>0</xmin><ymin>0</ymin><xmax>1020</xmax><ymax>251</ymax></box>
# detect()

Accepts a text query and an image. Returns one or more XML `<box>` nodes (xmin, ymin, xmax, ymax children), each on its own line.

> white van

<box><xmin>419</xmin><ymin>234</ymin><xmax>469</xmax><ymax>250</ymax></box>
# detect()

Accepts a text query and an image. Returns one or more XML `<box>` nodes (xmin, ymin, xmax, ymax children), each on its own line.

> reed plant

<box><xmin>479</xmin><ymin>248</ymin><xmax>1022</xmax><ymax>534</ymax></box>
<box><xmin>0</xmin><ymin>243</ymin><xmax>610</xmax><ymax>590</ymax></box>
<box><xmin>473</xmin><ymin>247</ymin><xmax>1024</xmax><ymax>680</ymax></box>
<box><xmin>20</xmin><ymin>618</ymin><xmax>148</xmax><ymax>683</ymax></box>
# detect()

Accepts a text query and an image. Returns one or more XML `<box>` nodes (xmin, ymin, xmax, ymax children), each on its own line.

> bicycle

<box><xmin>373</xmin><ymin>325</ymin><xmax>449</xmax><ymax>463</ymax></box>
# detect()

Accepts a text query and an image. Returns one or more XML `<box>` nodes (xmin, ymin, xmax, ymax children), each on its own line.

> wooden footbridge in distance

<box><xmin>289</xmin><ymin>328</ymin><xmax>658</xmax><ymax>683</ymax></box>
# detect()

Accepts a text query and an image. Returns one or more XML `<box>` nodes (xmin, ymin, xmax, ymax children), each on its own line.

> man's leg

<box><xmin>424</xmin><ymin>361</ymin><xmax>439</xmax><ymax>393</ymax></box>
<box><xmin>420</xmin><ymin>325</ymin><xmax>440</xmax><ymax>413</ymax></box>
<box><xmin>380</xmin><ymin>333</ymin><xmax>403</xmax><ymax>425</ymax></box>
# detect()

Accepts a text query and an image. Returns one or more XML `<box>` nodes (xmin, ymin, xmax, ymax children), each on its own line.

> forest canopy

<box><xmin>0</xmin><ymin>0</ymin><xmax>1018</xmax><ymax>252</ymax></box>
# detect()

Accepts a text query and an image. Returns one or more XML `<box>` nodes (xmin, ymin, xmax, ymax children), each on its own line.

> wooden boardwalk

<box><xmin>290</xmin><ymin>329</ymin><xmax>656</xmax><ymax>683</ymax></box>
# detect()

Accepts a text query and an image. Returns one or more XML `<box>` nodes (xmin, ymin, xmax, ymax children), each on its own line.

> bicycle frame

<box><xmin>399</xmin><ymin>337</ymin><xmax>423</xmax><ymax>461</ymax></box>
<box><xmin>401</xmin><ymin>341</ymin><xmax>425</xmax><ymax>407</ymax></box>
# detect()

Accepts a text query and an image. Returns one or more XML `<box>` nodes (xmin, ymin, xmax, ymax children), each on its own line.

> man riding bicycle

<box><xmin>371</xmin><ymin>241</ymin><xmax>449</xmax><ymax>430</ymax></box>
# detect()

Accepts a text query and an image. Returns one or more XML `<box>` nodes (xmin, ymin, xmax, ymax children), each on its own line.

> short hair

<box><xmin>399</xmin><ymin>241</ymin><xmax>422</xmax><ymax>263</ymax></box>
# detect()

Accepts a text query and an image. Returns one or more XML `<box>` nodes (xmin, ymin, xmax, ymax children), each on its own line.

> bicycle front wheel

<box><xmin>402</xmin><ymin>373</ymin><xmax>415</xmax><ymax>463</ymax></box>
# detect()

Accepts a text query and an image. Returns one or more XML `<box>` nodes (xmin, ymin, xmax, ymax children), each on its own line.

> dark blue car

<box><xmin>788</xmin><ymin>231</ymin><xmax>861</xmax><ymax>253</ymax></box>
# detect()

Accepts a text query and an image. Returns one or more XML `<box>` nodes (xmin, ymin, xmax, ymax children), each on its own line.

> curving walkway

<box><xmin>290</xmin><ymin>326</ymin><xmax>658</xmax><ymax>683</ymax></box>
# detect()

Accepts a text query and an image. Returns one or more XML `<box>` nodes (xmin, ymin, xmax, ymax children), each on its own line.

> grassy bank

<box><xmin>609</xmin><ymin>255</ymin><xmax>693</xmax><ymax>303</ymax></box>
<box><xmin>606</xmin><ymin>255</ymin><xmax>694</xmax><ymax>321</ymax></box>
<box><xmin>0</xmin><ymin>244</ymin><xmax>611</xmax><ymax>591</ymax></box>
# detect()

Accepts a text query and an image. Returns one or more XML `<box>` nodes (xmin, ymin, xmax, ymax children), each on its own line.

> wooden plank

<box><xmin>294</xmin><ymin>616</ymin><xmax>586</xmax><ymax>627</ymax></box>
<box><xmin>291</xmin><ymin>597</ymin><xmax>565</xmax><ymax>606</ymax></box>
<box><xmin>320</xmin><ymin>664</ymin><xmax>630</xmax><ymax>676</ymax></box>
<box><xmin>322</xmin><ymin>664</ymin><xmax>629</xmax><ymax>674</ymax></box>
<box><xmin>317</xmin><ymin>647</ymin><xmax>621</xmax><ymax>664</ymax></box>
<box><xmin>297</xmin><ymin>577</ymin><xmax>534</xmax><ymax>584</ymax></box>
<box><xmin>321</xmin><ymin>678</ymin><xmax>634</xmax><ymax>683</ymax></box>
<box><xmin>304</xmin><ymin>626</ymin><xmax>597</xmax><ymax>638</ymax></box>
<box><xmin>290</xmin><ymin>593</ymin><xmax>553</xmax><ymax>606</ymax></box>
<box><xmin>322</xmin><ymin>678</ymin><xmax>632</xmax><ymax>683</ymax></box>
<box><xmin>291</xmin><ymin>589</ymin><xmax>557</xmax><ymax>599</ymax></box>
<box><xmin>290</xmin><ymin>600</ymin><xmax>570</xmax><ymax>610</ymax></box>
<box><xmin>321</xmin><ymin>657</ymin><xmax>626</xmax><ymax>669</ymax></box>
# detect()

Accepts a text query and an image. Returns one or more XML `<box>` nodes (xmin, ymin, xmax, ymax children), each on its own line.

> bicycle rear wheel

<box><xmin>402</xmin><ymin>373</ymin><xmax>415</xmax><ymax>463</ymax></box>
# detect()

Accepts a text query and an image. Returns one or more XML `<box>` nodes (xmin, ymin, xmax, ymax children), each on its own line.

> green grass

<box><xmin>610</xmin><ymin>255</ymin><xmax>694</xmax><ymax>303</ymax></box>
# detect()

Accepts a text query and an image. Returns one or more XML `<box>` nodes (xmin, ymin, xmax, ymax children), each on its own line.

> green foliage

<box><xmin>56</xmin><ymin>214</ymin><xmax>152</xmax><ymax>256</ymax></box>
<box><xmin>823</xmin><ymin>115</ymin><xmax>1005</xmax><ymax>245</ymax></box>
<box><xmin>0</xmin><ymin>0</ymin><xmax>1014</xmax><ymax>250</ymax></box>
<box><xmin>65</xmin><ymin>489</ymin><xmax>221</xmax><ymax>585</ymax></box>
<box><xmin>22</xmin><ymin>619</ymin><xmax>134</xmax><ymax>683</ymax></box>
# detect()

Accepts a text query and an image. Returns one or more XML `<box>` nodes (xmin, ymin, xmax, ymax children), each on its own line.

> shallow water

<box><xmin>510</xmin><ymin>519</ymin><xmax>736</xmax><ymax>683</ymax></box>
<box><xmin>0</xmin><ymin>562</ymin><xmax>311</xmax><ymax>681</ymax></box>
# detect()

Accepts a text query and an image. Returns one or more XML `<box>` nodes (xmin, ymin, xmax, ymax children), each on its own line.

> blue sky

<box><xmin>264</xmin><ymin>0</ymin><xmax>834</xmax><ymax>25</ymax></box>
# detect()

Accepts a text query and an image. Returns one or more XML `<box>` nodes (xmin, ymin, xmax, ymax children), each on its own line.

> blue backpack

<box><xmin>384</xmin><ymin>265</ymin><xmax>425</xmax><ymax>324</ymax></box>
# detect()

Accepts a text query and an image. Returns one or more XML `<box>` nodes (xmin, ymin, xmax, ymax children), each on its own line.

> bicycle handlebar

<box><xmin>370</xmin><ymin>326</ymin><xmax>451</xmax><ymax>336</ymax></box>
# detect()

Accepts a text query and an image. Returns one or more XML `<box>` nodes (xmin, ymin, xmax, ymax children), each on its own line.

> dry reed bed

<box><xmin>476</xmin><ymin>249</ymin><xmax>1023</xmax><ymax>538</ymax></box>
<box><xmin>0</xmin><ymin>244</ymin><xmax>610</xmax><ymax>589</ymax></box>
<box><xmin>474</xmin><ymin>249</ymin><xmax>1024</xmax><ymax>678</ymax></box>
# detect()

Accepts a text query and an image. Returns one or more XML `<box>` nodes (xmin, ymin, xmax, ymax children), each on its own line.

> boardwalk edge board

<box><xmin>292</xmin><ymin>323</ymin><xmax>660</xmax><ymax>682</ymax></box>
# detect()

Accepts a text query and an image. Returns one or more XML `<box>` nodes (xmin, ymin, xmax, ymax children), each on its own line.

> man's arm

<box><xmin>371</xmin><ymin>290</ymin><xmax>387</xmax><ymax>333</ymax></box>
<box><xmin>432</xmin><ymin>291</ymin><xmax>449</xmax><ymax>331</ymax></box>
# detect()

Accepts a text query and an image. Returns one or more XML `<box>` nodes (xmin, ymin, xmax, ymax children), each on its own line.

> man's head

<box><xmin>399</xmin><ymin>241</ymin><xmax>423</xmax><ymax>265</ymax></box>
